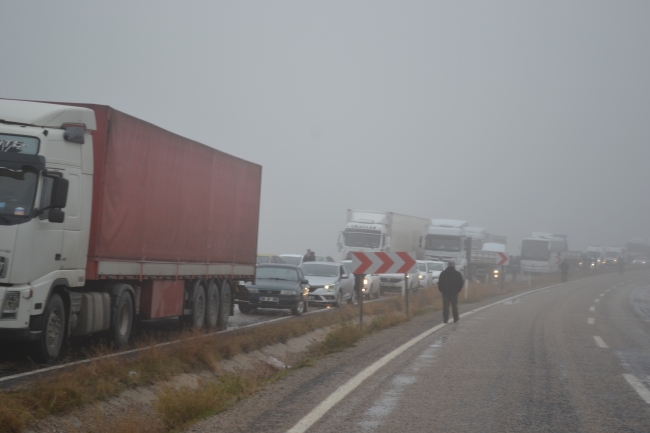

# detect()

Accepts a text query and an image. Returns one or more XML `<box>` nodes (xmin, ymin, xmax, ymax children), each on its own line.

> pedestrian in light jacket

<box><xmin>437</xmin><ymin>261</ymin><xmax>464</xmax><ymax>323</ymax></box>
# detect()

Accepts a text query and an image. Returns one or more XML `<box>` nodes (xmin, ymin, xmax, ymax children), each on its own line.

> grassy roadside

<box><xmin>0</xmin><ymin>268</ymin><xmax>610</xmax><ymax>433</ymax></box>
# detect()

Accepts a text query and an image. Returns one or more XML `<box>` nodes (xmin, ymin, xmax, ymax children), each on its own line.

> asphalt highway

<box><xmin>190</xmin><ymin>271</ymin><xmax>650</xmax><ymax>433</ymax></box>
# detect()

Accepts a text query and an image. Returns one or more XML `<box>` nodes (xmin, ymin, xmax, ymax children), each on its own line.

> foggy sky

<box><xmin>3</xmin><ymin>1</ymin><xmax>649</xmax><ymax>258</ymax></box>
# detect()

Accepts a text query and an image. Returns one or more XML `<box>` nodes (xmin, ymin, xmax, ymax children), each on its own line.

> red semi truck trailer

<box><xmin>0</xmin><ymin>99</ymin><xmax>261</xmax><ymax>361</ymax></box>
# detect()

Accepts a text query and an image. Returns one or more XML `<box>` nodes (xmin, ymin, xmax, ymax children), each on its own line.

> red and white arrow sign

<box><xmin>497</xmin><ymin>252</ymin><xmax>509</xmax><ymax>266</ymax></box>
<box><xmin>350</xmin><ymin>252</ymin><xmax>417</xmax><ymax>274</ymax></box>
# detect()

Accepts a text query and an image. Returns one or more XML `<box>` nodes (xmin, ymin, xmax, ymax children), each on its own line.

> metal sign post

<box><xmin>405</xmin><ymin>273</ymin><xmax>410</xmax><ymax>315</ymax></box>
<box><xmin>355</xmin><ymin>274</ymin><xmax>364</xmax><ymax>326</ymax></box>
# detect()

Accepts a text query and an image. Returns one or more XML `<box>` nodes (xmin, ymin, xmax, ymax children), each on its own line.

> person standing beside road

<box><xmin>559</xmin><ymin>257</ymin><xmax>569</xmax><ymax>283</ymax></box>
<box><xmin>437</xmin><ymin>261</ymin><xmax>464</xmax><ymax>323</ymax></box>
<box><xmin>303</xmin><ymin>249</ymin><xmax>316</xmax><ymax>263</ymax></box>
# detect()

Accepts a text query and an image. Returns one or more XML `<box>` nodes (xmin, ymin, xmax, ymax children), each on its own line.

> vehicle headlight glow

<box><xmin>324</xmin><ymin>284</ymin><xmax>335</xmax><ymax>291</ymax></box>
<box><xmin>363</xmin><ymin>278</ymin><xmax>368</xmax><ymax>285</ymax></box>
<box><xmin>418</xmin><ymin>275</ymin><xmax>423</xmax><ymax>280</ymax></box>
<box><xmin>614</xmin><ymin>259</ymin><xmax>618</xmax><ymax>262</ymax></box>
<box><xmin>247</xmin><ymin>288</ymin><xmax>259</xmax><ymax>293</ymax></box>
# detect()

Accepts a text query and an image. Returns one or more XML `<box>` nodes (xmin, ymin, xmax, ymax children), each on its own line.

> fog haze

<box><xmin>3</xmin><ymin>1</ymin><xmax>649</xmax><ymax>257</ymax></box>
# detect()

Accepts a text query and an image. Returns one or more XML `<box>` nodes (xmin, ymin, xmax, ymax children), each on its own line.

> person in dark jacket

<box><xmin>303</xmin><ymin>249</ymin><xmax>316</xmax><ymax>263</ymax></box>
<box><xmin>437</xmin><ymin>261</ymin><xmax>464</xmax><ymax>323</ymax></box>
<box><xmin>559</xmin><ymin>257</ymin><xmax>569</xmax><ymax>283</ymax></box>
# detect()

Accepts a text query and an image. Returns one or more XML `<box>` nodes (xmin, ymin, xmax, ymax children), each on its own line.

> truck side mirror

<box><xmin>45</xmin><ymin>175</ymin><xmax>69</xmax><ymax>210</ymax></box>
<box><xmin>47</xmin><ymin>208</ymin><xmax>65</xmax><ymax>223</ymax></box>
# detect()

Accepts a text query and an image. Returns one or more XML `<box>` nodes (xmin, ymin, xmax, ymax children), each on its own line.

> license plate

<box><xmin>308</xmin><ymin>296</ymin><xmax>316</xmax><ymax>300</ymax></box>
<box><xmin>260</xmin><ymin>297</ymin><xmax>279</xmax><ymax>302</ymax></box>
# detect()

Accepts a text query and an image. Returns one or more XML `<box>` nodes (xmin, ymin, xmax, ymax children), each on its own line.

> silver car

<box><xmin>301</xmin><ymin>262</ymin><xmax>355</xmax><ymax>307</ymax></box>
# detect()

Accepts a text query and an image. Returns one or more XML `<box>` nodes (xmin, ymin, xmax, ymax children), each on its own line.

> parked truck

<box><xmin>424</xmin><ymin>219</ymin><xmax>468</xmax><ymax>275</ymax></box>
<box><xmin>337</xmin><ymin>210</ymin><xmax>429</xmax><ymax>293</ymax></box>
<box><xmin>0</xmin><ymin>100</ymin><xmax>261</xmax><ymax>361</ymax></box>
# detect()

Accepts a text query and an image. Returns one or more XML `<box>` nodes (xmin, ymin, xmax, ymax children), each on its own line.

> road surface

<box><xmin>190</xmin><ymin>271</ymin><xmax>650</xmax><ymax>433</ymax></box>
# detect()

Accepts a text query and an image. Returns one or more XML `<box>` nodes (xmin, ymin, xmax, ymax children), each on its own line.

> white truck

<box><xmin>464</xmin><ymin>227</ymin><xmax>490</xmax><ymax>250</ymax></box>
<box><xmin>602</xmin><ymin>246</ymin><xmax>624</xmax><ymax>267</ymax></box>
<box><xmin>0</xmin><ymin>100</ymin><xmax>261</xmax><ymax>361</ymax></box>
<box><xmin>424</xmin><ymin>219</ymin><xmax>468</xmax><ymax>275</ymax></box>
<box><xmin>338</xmin><ymin>210</ymin><xmax>429</xmax><ymax>293</ymax></box>
<box><xmin>585</xmin><ymin>246</ymin><xmax>605</xmax><ymax>266</ymax></box>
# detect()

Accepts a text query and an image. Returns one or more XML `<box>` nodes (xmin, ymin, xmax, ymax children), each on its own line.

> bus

<box><xmin>520</xmin><ymin>233</ymin><xmax>568</xmax><ymax>274</ymax></box>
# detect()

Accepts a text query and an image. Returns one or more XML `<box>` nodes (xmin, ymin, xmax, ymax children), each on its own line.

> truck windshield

<box><xmin>605</xmin><ymin>252</ymin><xmax>619</xmax><ymax>258</ymax></box>
<box><xmin>521</xmin><ymin>240</ymin><xmax>550</xmax><ymax>261</ymax></box>
<box><xmin>586</xmin><ymin>252</ymin><xmax>601</xmax><ymax>259</ymax></box>
<box><xmin>0</xmin><ymin>168</ymin><xmax>38</xmax><ymax>217</ymax></box>
<box><xmin>343</xmin><ymin>229</ymin><xmax>381</xmax><ymax>248</ymax></box>
<box><xmin>426</xmin><ymin>235</ymin><xmax>461</xmax><ymax>252</ymax></box>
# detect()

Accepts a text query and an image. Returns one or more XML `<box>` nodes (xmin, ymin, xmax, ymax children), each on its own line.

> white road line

<box><xmin>623</xmin><ymin>374</ymin><xmax>650</xmax><ymax>404</ymax></box>
<box><xmin>589</xmin><ymin>306</ymin><xmax>595</xmax><ymax>312</ymax></box>
<box><xmin>594</xmin><ymin>299</ymin><xmax>600</xmax><ymax>303</ymax></box>
<box><xmin>593</xmin><ymin>336</ymin><xmax>609</xmax><ymax>348</ymax></box>
<box><xmin>588</xmin><ymin>318</ymin><xmax>595</xmax><ymax>325</ymax></box>
<box><xmin>600</xmin><ymin>294</ymin><xmax>605</xmax><ymax>297</ymax></box>
<box><xmin>285</xmin><ymin>277</ymin><xmax>596</xmax><ymax>433</ymax></box>
<box><xmin>605</xmin><ymin>289</ymin><xmax>610</xmax><ymax>293</ymax></box>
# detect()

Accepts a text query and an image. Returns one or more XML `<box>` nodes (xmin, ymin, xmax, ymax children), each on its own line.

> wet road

<box><xmin>190</xmin><ymin>271</ymin><xmax>650</xmax><ymax>433</ymax></box>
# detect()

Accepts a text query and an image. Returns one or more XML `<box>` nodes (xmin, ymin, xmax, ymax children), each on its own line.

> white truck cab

<box><xmin>424</xmin><ymin>219</ymin><xmax>468</xmax><ymax>275</ymax></box>
<box><xmin>0</xmin><ymin>100</ymin><xmax>95</xmax><ymax>353</ymax></box>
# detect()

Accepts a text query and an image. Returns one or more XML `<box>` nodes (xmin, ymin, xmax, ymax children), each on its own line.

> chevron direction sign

<box><xmin>350</xmin><ymin>252</ymin><xmax>417</xmax><ymax>274</ymax></box>
<box><xmin>497</xmin><ymin>252</ymin><xmax>509</xmax><ymax>266</ymax></box>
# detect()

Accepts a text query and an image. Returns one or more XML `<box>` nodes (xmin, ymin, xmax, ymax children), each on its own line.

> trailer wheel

<box><xmin>112</xmin><ymin>290</ymin><xmax>134</xmax><ymax>348</ymax></box>
<box><xmin>190</xmin><ymin>281</ymin><xmax>207</xmax><ymax>330</ymax></box>
<box><xmin>217</xmin><ymin>281</ymin><xmax>232</xmax><ymax>330</ymax></box>
<box><xmin>37</xmin><ymin>294</ymin><xmax>65</xmax><ymax>363</ymax></box>
<box><xmin>205</xmin><ymin>280</ymin><xmax>220</xmax><ymax>329</ymax></box>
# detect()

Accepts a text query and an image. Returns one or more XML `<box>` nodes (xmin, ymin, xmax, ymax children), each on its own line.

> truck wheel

<box><xmin>112</xmin><ymin>290</ymin><xmax>133</xmax><ymax>348</ymax></box>
<box><xmin>190</xmin><ymin>281</ymin><xmax>207</xmax><ymax>330</ymax></box>
<box><xmin>38</xmin><ymin>294</ymin><xmax>65</xmax><ymax>363</ymax></box>
<box><xmin>292</xmin><ymin>300</ymin><xmax>306</xmax><ymax>316</ymax></box>
<box><xmin>205</xmin><ymin>280</ymin><xmax>220</xmax><ymax>329</ymax></box>
<box><xmin>217</xmin><ymin>281</ymin><xmax>232</xmax><ymax>330</ymax></box>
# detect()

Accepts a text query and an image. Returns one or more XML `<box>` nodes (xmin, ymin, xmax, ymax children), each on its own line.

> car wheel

<box><xmin>334</xmin><ymin>290</ymin><xmax>342</xmax><ymax>308</ymax></box>
<box><xmin>292</xmin><ymin>300</ymin><xmax>306</xmax><ymax>316</ymax></box>
<box><xmin>347</xmin><ymin>289</ymin><xmax>356</xmax><ymax>305</ymax></box>
<box><xmin>239</xmin><ymin>303</ymin><xmax>255</xmax><ymax>314</ymax></box>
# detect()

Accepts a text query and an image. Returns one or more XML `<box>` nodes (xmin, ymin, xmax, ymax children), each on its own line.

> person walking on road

<box><xmin>303</xmin><ymin>249</ymin><xmax>316</xmax><ymax>263</ymax></box>
<box><xmin>559</xmin><ymin>257</ymin><xmax>569</xmax><ymax>283</ymax></box>
<box><xmin>438</xmin><ymin>261</ymin><xmax>464</xmax><ymax>323</ymax></box>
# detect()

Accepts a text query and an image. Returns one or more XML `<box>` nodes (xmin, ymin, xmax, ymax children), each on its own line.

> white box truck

<box><xmin>337</xmin><ymin>210</ymin><xmax>429</xmax><ymax>293</ymax></box>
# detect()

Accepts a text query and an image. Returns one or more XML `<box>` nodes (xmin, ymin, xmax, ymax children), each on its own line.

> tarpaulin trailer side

<box><xmin>62</xmin><ymin>104</ymin><xmax>261</xmax><ymax>280</ymax></box>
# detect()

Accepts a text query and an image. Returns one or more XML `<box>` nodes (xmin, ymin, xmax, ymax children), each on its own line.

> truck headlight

<box><xmin>614</xmin><ymin>259</ymin><xmax>618</xmax><ymax>263</ymax></box>
<box><xmin>363</xmin><ymin>278</ymin><xmax>368</xmax><ymax>285</ymax></box>
<box><xmin>418</xmin><ymin>275</ymin><xmax>423</xmax><ymax>280</ymax></box>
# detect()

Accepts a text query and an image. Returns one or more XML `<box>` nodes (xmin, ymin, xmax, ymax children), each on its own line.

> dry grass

<box><xmin>155</xmin><ymin>375</ymin><xmax>257</xmax><ymax>430</ymax></box>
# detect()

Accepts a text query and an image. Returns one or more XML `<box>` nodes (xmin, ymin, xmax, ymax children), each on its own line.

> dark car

<box><xmin>239</xmin><ymin>264</ymin><xmax>310</xmax><ymax>316</ymax></box>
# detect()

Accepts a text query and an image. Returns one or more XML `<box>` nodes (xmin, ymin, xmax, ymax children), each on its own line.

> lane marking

<box><xmin>588</xmin><ymin>318</ymin><xmax>595</xmax><ymax>325</ymax></box>
<box><xmin>623</xmin><ymin>374</ymin><xmax>650</xmax><ymax>404</ymax></box>
<box><xmin>594</xmin><ymin>336</ymin><xmax>609</xmax><ymax>348</ymax></box>
<box><xmin>600</xmin><ymin>294</ymin><xmax>605</xmax><ymax>297</ymax></box>
<box><xmin>286</xmin><ymin>276</ymin><xmax>611</xmax><ymax>433</ymax></box>
<box><xmin>595</xmin><ymin>299</ymin><xmax>600</xmax><ymax>303</ymax></box>
<box><xmin>605</xmin><ymin>289</ymin><xmax>610</xmax><ymax>293</ymax></box>
<box><xmin>589</xmin><ymin>306</ymin><xmax>595</xmax><ymax>312</ymax></box>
